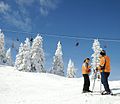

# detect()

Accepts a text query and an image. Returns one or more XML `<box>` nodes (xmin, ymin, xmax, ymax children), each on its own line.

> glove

<box><xmin>88</xmin><ymin>69</ymin><xmax>91</xmax><ymax>73</ymax></box>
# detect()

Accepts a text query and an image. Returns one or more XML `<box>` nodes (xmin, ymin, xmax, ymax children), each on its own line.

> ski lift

<box><xmin>30</xmin><ymin>36</ymin><xmax>33</xmax><ymax>42</ymax></box>
<box><xmin>104</xmin><ymin>44</ymin><xmax>107</xmax><ymax>48</ymax></box>
<box><xmin>12</xmin><ymin>39</ymin><xmax>14</xmax><ymax>48</ymax></box>
<box><xmin>12</xmin><ymin>42</ymin><xmax>14</xmax><ymax>48</ymax></box>
<box><xmin>75</xmin><ymin>42</ymin><xmax>79</xmax><ymax>47</ymax></box>
<box><xmin>103</xmin><ymin>41</ymin><xmax>107</xmax><ymax>49</ymax></box>
<box><xmin>16</xmin><ymin>37</ymin><xmax>19</xmax><ymax>41</ymax></box>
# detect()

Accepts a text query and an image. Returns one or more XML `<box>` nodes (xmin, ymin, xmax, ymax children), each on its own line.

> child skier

<box><xmin>82</xmin><ymin>58</ymin><xmax>92</xmax><ymax>93</ymax></box>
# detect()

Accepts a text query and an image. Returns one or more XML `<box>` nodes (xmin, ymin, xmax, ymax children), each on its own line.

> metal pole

<box><xmin>92</xmin><ymin>71</ymin><xmax>97</xmax><ymax>92</ymax></box>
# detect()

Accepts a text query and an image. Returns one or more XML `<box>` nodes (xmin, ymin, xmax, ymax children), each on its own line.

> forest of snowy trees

<box><xmin>0</xmin><ymin>29</ymin><xmax>13</xmax><ymax>66</ymax></box>
<box><xmin>0</xmin><ymin>29</ymin><xmax>103</xmax><ymax>77</ymax></box>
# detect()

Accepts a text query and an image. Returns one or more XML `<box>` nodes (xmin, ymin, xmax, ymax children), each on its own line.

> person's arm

<box><xmin>98</xmin><ymin>57</ymin><xmax>105</xmax><ymax>70</ymax></box>
<box><xmin>85</xmin><ymin>63</ymin><xmax>91</xmax><ymax>72</ymax></box>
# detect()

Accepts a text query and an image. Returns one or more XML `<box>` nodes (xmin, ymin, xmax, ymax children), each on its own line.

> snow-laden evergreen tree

<box><xmin>22</xmin><ymin>38</ymin><xmax>31</xmax><ymax>72</ymax></box>
<box><xmin>15</xmin><ymin>38</ymin><xmax>31</xmax><ymax>72</ymax></box>
<box><xmin>91</xmin><ymin>39</ymin><xmax>102</xmax><ymax>79</ymax></box>
<box><xmin>0</xmin><ymin>29</ymin><xmax>6</xmax><ymax>64</ymax></box>
<box><xmin>67</xmin><ymin>59</ymin><xmax>76</xmax><ymax>78</ymax></box>
<box><xmin>15</xmin><ymin>43</ymin><xmax>24</xmax><ymax>71</ymax></box>
<box><xmin>50</xmin><ymin>41</ymin><xmax>64</xmax><ymax>76</ymax></box>
<box><xmin>31</xmin><ymin>35</ymin><xmax>45</xmax><ymax>72</ymax></box>
<box><xmin>6</xmin><ymin>48</ymin><xmax>13</xmax><ymax>66</ymax></box>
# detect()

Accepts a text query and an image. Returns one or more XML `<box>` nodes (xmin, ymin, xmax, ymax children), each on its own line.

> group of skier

<box><xmin>82</xmin><ymin>50</ymin><xmax>111</xmax><ymax>95</ymax></box>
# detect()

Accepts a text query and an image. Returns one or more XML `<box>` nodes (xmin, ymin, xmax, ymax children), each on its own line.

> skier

<box><xmin>82</xmin><ymin>58</ymin><xmax>92</xmax><ymax>93</ymax></box>
<box><xmin>96</xmin><ymin>50</ymin><xmax>111</xmax><ymax>95</ymax></box>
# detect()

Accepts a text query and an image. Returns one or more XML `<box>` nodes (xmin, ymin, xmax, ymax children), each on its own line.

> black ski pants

<box><xmin>83</xmin><ymin>74</ymin><xmax>90</xmax><ymax>91</ymax></box>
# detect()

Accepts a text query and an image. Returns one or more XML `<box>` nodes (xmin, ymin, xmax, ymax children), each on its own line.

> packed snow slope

<box><xmin>0</xmin><ymin>65</ymin><xmax>120</xmax><ymax>104</ymax></box>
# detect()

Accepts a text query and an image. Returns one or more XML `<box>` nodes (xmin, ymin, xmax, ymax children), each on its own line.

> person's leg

<box><xmin>101</xmin><ymin>72</ymin><xmax>105</xmax><ymax>85</ymax></box>
<box><xmin>83</xmin><ymin>74</ymin><xmax>88</xmax><ymax>92</ymax></box>
<box><xmin>86</xmin><ymin>74</ymin><xmax>90</xmax><ymax>91</ymax></box>
<box><xmin>101</xmin><ymin>72</ymin><xmax>110</xmax><ymax>93</ymax></box>
<box><xmin>104</xmin><ymin>72</ymin><xmax>111</xmax><ymax>92</ymax></box>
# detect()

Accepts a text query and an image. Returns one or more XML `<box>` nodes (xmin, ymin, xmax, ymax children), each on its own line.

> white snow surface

<box><xmin>0</xmin><ymin>65</ymin><xmax>120</xmax><ymax>104</ymax></box>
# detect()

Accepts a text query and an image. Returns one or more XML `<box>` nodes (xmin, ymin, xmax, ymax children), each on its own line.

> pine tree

<box><xmin>51</xmin><ymin>41</ymin><xmax>64</xmax><ymax>76</ymax></box>
<box><xmin>22</xmin><ymin>38</ymin><xmax>31</xmax><ymax>72</ymax></box>
<box><xmin>6</xmin><ymin>48</ymin><xmax>13</xmax><ymax>66</ymax></box>
<box><xmin>91</xmin><ymin>39</ymin><xmax>102</xmax><ymax>79</ymax></box>
<box><xmin>31</xmin><ymin>34</ymin><xmax>45</xmax><ymax>72</ymax></box>
<box><xmin>67</xmin><ymin>59</ymin><xmax>76</xmax><ymax>78</ymax></box>
<box><xmin>15</xmin><ymin>43</ymin><xmax>24</xmax><ymax>71</ymax></box>
<box><xmin>0</xmin><ymin>29</ymin><xmax>6</xmax><ymax>64</ymax></box>
<box><xmin>15</xmin><ymin>38</ymin><xmax>31</xmax><ymax>71</ymax></box>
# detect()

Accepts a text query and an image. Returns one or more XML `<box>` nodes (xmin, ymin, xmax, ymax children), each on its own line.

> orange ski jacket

<box><xmin>99</xmin><ymin>56</ymin><xmax>111</xmax><ymax>72</ymax></box>
<box><xmin>82</xmin><ymin>63</ymin><xmax>91</xmax><ymax>74</ymax></box>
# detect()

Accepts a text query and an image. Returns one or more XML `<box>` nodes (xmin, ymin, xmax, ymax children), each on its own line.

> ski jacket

<box><xmin>99</xmin><ymin>56</ymin><xmax>111</xmax><ymax>72</ymax></box>
<box><xmin>82</xmin><ymin>63</ymin><xmax>91</xmax><ymax>74</ymax></box>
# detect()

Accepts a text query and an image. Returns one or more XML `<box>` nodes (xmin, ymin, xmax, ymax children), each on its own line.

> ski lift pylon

<box><xmin>16</xmin><ymin>37</ymin><xmax>19</xmax><ymax>41</ymax></box>
<box><xmin>12</xmin><ymin>38</ymin><xmax>14</xmax><ymax>48</ymax></box>
<box><xmin>75</xmin><ymin>41</ymin><xmax>79</xmax><ymax>46</ymax></box>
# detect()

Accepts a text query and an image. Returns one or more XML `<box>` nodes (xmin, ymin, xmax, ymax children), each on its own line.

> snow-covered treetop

<box><xmin>0</xmin><ymin>29</ymin><xmax>5</xmax><ymax>53</ymax></box>
<box><xmin>92</xmin><ymin>39</ymin><xmax>102</xmax><ymax>53</ymax></box>
<box><xmin>6</xmin><ymin>48</ymin><xmax>11</xmax><ymax>58</ymax></box>
<box><xmin>67</xmin><ymin>59</ymin><xmax>76</xmax><ymax>78</ymax></box>
<box><xmin>0</xmin><ymin>29</ymin><xmax>4</xmax><ymax>42</ymax></box>
<box><xmin>91</xmin><ymin>39</ymin><xmax>102</xmax><ymax>69</ymax></box>
<box><xmin>32</xmin><ymin>34</ymin><xmax>43</xmax><ymax>49</ymax></box>
<box><xmin>24</xmin><ymin>38</ymin><xmax>30</xmax><ymax>50</ymax></box>
<box><xmin>67</xmin><ymin>59</ymin><xmax>75</xmax><ymax>72</ymax></box>
<box><xmin>0</xmin><ymin>29</ymin><xmax>4</xmax><ymax>37</ymax></box>
<box><xmin>55</xmin><ymin>41</ymin><xmax>63</xmax><ymax>56</ymax></box>
<box><xmin>18</xmin><ymin>43</ymin><xmax>24</xmax><ymax>53</ymax></box>
<box><xmin>67</xmin><ymin>59</ymin><xmax>73</xmax><ymax>70</ymax></box>
<box><xmin>6</xmin><ymin>48</ymin><xmax>13</xmax><ymax>66</ymax></box>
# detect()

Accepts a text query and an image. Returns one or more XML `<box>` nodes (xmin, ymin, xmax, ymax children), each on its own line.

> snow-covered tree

<box><xmin>67</xmin><ymin>59</ymin><xmax>76</xmax><ymax>78</ymax></box>
<box><xmin>91</xmin><ymin>39</ymin><xmax>102</xmax><ymax>79</ymax></box>
<box><xmin>31</xmin><ymin>35</ymin><xmax>45</xmax><ymax>72</ymax></box>
<box><xmin>50</xmin><ymin>41</ymin><xmax>64</xmax><ymax>76</ymax></box>
<box><xmin>22</xmin><ymin>38</ymin><xmax>31</xmax><ymax>72</ymax></box>
<box><xmin>6</xmin><ymin>48</ymin><xmax>13</xmax><ymax>66</ymax></box>
<box><xmin>15</xmin><ymin>38</ymin><xmax>31</xmax><ymax>72</ymax></box>
<box><xmin>15</xmin><ymin>43</ymin><xmax>24</xmax><ymax>71</ymax></box>
<box><xmin>0</xmin><ymin>29</ymin><xmax>6</xmax><ymax>64</ymax></box>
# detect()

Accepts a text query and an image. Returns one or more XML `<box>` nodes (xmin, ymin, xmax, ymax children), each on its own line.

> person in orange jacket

<box><xmin>82</xmin><ymin>58</ymin><xmax>92</xmax><ymax>93</ymax></box>
<box><xmin>97</xmin><ymin>50</ymin><xmax>111</xmax><ymax>95</ymax></box>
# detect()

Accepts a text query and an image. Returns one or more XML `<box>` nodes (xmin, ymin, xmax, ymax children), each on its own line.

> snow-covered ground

<box><xmin>0</xmin><ymin>65</ymin><xmax>120</xmax><ymax>104</ymax></box>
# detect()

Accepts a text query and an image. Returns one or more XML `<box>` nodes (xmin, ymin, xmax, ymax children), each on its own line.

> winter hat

<box><xmin>84</xmin><ymin>58</ymin><xmax>90</xmax><ymax>62</ymax></box>
<box><xmin>100</xmin><ymin>50</ymin><xmax>106</xmax><ymax>56</ymax></box>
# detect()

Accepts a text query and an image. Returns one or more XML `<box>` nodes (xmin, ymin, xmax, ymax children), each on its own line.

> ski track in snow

<box><xmin>0</xmin><ymin>65</ymin><xmax>120</xmax><ymax>104</ymax></box>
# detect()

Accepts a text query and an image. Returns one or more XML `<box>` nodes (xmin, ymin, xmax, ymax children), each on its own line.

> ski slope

<box><xmin>0</xmin><ymin>65</ymin><xmax>120</xmax><ymax>104</ymax></box>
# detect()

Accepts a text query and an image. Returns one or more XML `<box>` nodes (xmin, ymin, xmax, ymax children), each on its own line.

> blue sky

<box><xmin>0</xmin><ymin>0</ymin><xmax>120</xmax><ymax>80</ymax></box>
